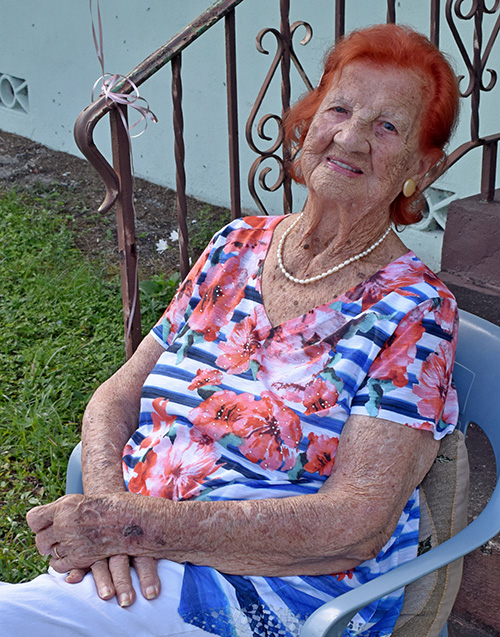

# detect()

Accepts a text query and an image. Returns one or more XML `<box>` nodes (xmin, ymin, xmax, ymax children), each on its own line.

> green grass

<box><xmin>0</xmin><ymin>187</ymin><xmax>177</xmax><ymax>583</ymax></box>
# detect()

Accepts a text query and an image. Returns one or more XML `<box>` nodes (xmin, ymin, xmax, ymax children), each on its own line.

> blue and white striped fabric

<box><xmin>122</xmin><ymin>216</ymin><xmax>458</xmax><ymax>636</ymax></box>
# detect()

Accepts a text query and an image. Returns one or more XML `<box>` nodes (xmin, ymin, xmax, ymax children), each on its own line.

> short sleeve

<box><xmin>150</xmin><ymin>236</ymin><xmax>215</xmax><ymax>348</ymax></box>
<box><xmin>350</xmin><ymin>297</ymin><xmax>459</xmax><ymax>440</ymax></box>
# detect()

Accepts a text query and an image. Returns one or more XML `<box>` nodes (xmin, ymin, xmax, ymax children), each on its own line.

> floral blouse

<box><xmin>122</xmin><ymin>215</ymin><xmax>458</xmax><ymax>637</ymax></box>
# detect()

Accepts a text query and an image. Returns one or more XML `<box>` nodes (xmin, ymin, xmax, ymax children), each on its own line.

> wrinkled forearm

<box><xmin>127</xmin><ymin>491</ymin><xmax>382</xmax><ymax>576</ymax></box>
<box><xmin>80</xmin><ymin>387</ymin><xmax>138</xmax><ymax>496</ymax></box>
<box><xmin>80</xmin><ymin>334</ymin><xmax>165</xmax><ymax>497</ymax></box>
<box><xmin>105</xmin><ymin>418</ymin><xmax>437</xmax><ymax>576</ymax></box>
<box><xmin>48</xmin><ymin>490</ymin><xmax>386</xmax><ymax>577</ymax></box>
<box><xmin>39</xmin><ymin>415</ymin><xmax>437</xmax><ymax>578</ymax></box>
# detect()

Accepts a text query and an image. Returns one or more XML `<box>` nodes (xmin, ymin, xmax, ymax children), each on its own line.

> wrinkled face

<box><xmin>300</xmin><ymin>61</ymin><xmax>431</xmax><ymax>211</ymax></box>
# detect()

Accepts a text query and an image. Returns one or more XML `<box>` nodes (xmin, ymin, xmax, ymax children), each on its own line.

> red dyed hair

<box><xmin>284</xmin><ymin>24</ymin><xmax>460</xmax><ymax>225</ymax></box>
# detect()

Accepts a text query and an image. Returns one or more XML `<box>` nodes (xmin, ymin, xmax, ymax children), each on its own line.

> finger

<box><xmin>91</xmin><ymin>560</ymin><xmax>116</xmax><ymax>600</ymax></box>
<box><xmin>108</xmin><ymin>555</ymin><xmax>136</xmax><ymax>608</ymax></box>
<box><xmin>27</xmin><ymin>494</ymin><xmax>85</xmax><ymax>534</ymax></box>
<box><xmin>34</xmin><ymin>528</ymin><xmax>57</xmax><ymax>558</ymax></box>
<box><xmin>133</xmin><ymin>556</ymin><xmax>161</xmax><ymax>600</ymax></box>
<box><xmin>26</xmin><ymin>504</ymin><xmax>55</xmax><ymax>534</ymax></box>
<box><xmin>66</xmin><ymin>568</ymin><xmax>89</xmax><ymax>584</ymax></box>
<box><xmin>50</xmin><ymin>550</ymin><xmax>77</xmax><ymax>575</ymax></box>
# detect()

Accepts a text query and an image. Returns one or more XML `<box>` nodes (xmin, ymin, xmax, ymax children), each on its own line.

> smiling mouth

<box><xmin>327</xmin><ymin>158</ymin><xmax>363</xmax><ymax>174</ymax></box>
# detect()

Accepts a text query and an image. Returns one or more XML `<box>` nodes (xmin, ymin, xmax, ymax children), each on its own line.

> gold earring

<box><xmin>403</xmin><ymin>178</ymin><xmax>416</xmax><ymax>198</ymax></box>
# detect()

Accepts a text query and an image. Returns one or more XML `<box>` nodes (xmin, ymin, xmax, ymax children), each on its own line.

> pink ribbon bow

<box><xmin>90</xmin><ymin>0</ymin><xmax>157</xmax><ymax>138</ymax></box>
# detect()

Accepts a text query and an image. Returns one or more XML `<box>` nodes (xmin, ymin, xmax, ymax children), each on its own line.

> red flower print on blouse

<box><xmin>188</xmin><ymin>368</ymin><xmax>224</xmax><ymax>391</ymax></box>
<box><xmin>303</xmin><ymin>432</ymin><xmax>339</xmax><ymax>477</ymax></box>
<box><xmin>345</xmin><ymin>256</ymin><xmax>428</xmax><ymax>311</ymax></box>
<box><xmin>151</xmin><ymin>397</ymin><xmax>177</xmax><ymax>433</ymax></box>
<box><xmin>414</xmin><ymin>340</ymin><xmax>455</xmax><ymax>422</ymax></box>
<box><xmin>188</xmin><ymin>257</ymin><xmax>248</xmax><ymax>342</ymax></box>
<box><xmin>189</xmin><ymin>390</ymin><xmax>248</xmax><ymax>441</ymax></box>
<box><xmin>216</xmin><ymin>314</ymin><xmax>266</xmax><ymax>375</ymax></box>
<box><xmin>127</xmin><ymin>426</ymin><xmax>220</xmax><ymax>500</ymax></box>
<box><xmin>255</xmin><ymin>321</ymin><xmax>331</xmax><ymax>398</ymax></box>
<box><xmin>333</xmin><ymin>569</ymin><xmax>354</xmax><ymax>581</ymax></box>
<box><xmin>155</xmin><ymin>278</ymin><xmax>194</xmax><ymax>345</ymax></box>
<box><xmin>127</xmin><ymin>445</ymin><xmax>159</xmax><ymax>495</ymax></box>
<box><xmin>223</xmin><ymin>219</ymin><xmax>275</xmax><ymax>262</ymax></box>
<box><xmin>238</xmin><ymin>392</ymin><xmax>302</xmax><ymax>471</ymax></box>
<box><xmin>155</xmin><ymin>238</ymin><xmax>215</xmax><ymax>343</ymax></box>
<box><xmin>130</xmin><ymin>398</ymin><xmax>177</xmax><ymax>454</ymax></box>
<box><xmin>369</xmin><ymin>304</ymin><xmax>427</xmax><ymax>387</ymax></box>
<box><xmin>441</xmin><ymin>380</ymin><xmax>459</xmax><ymax>427</ymax></box>
<box><xmin>433</xmin><ymin>298</ymin><xmax>458</xmax><ymax>335</ymax></box>
<box><xmin>303</xmin><ymin>378</ymin><xmax>339</xmax><ymax>415</ymax></box>
<box><xmin>423</xmin><ymin>269</ymin><xmax>456</xmax><ymax>300</ymax></box>
<box><xmin>190</xmin><ymin>390</ymin><xmax>302</xmax><ymax>471</ymax></box>
<box><xmin>243</xmin><ymin>216</ymin><xmax>279</xmax><ymax>230</ymax></box>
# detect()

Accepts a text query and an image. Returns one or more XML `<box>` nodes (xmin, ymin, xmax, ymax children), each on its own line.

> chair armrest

<box><xmin>301</xmin><ymin>484</ymin><xmax>500</xmax><ymax>637</ymax></box>
<box><xmin>65</xmin><ymin>441</ymin><xmax>83</xmax><ymax>494</ymax></box>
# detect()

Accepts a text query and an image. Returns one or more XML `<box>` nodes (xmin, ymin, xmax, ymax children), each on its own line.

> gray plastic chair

<box><xmin>65</xmin><ymin>309</ymin><xmax>500</xmax><ymax>635</ymax></box>
<box><xmin>66</xmin><ymin>440</ymin><xmax>83</xmax><ymax>495</ymax></box>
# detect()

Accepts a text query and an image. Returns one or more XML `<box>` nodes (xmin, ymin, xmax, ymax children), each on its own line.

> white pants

<box><xmin>0</xmin><ymin>561</ymin><xmax>213</xmax><ymax>637</ymax></box>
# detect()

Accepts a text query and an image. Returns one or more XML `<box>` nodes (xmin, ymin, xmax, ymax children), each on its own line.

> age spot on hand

<box><xmin>123</xmin><ymin>524</ymin><xmax>144</xmax><ymax>538</ymax></box>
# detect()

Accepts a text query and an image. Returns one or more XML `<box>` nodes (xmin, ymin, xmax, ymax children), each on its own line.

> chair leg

<box><xmin>65</xmin><ymin>442</ymin><xmax>83</xmax><ymax>494</ymax></box>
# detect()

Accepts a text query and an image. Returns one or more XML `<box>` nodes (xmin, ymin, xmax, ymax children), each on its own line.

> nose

<box><xmin>333</xmin><ymin>116</ymin><xmax>370</xmax><ymax>153</ymax></box>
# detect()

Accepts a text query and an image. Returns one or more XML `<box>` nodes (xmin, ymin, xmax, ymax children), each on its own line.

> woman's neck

<box><xmin>295</xmin><ymin>198</ymin><xmax>392</xmax><ymax>263</ymax></box>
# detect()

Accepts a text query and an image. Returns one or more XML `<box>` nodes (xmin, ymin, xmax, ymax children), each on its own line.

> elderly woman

<box><xmin>1</xmin><ymin>23</ymin><xmax>460</xmax><ymax>637</ymax></box>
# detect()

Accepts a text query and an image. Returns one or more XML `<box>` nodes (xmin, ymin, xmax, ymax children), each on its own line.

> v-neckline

<box><xmin>256</xmin><ymin>215</ymin><xmax>414</xmax><ymax>331</ymax></box>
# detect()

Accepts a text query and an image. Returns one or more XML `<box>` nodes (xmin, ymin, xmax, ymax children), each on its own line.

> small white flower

<box><xmin>170</xmin><ymin>230</ymin><xmax>179</xmax><ymax>242</ymax></box>
<box><xmin>156</xmin><ymin>239</ymin><xmax>168</xmax><ymax>254</ymax></box>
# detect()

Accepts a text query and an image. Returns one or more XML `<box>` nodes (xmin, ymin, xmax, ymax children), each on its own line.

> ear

<box><xmin>413</xmin><ymin>149</ymin><xmax>443</xmax><ymax>188</ymax></box>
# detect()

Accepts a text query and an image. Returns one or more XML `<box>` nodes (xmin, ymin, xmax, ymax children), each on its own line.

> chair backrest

<box><xmin>454</xmin><ymin>309</ymin><xmax>500</xmax><ymax>478</ymax></box>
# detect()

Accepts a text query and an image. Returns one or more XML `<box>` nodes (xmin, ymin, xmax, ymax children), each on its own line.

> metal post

<box><xmin>470</xmin><ymin>4</ymin><xmax>483</xmax><ymax>142</ymax></box>
<box><xmin>280</xmin><ymin>0</ymin><xmax>292</xmax><ymax>214</ymax></box>
<box><xmin>225</xmin><ymin>10</ymin><xmax>242</xmax><ymax>220</ymax></box>
<box><xmin>430</xmin><ymin>0</ymin><xmax>441</xmax><ymax>47</ymax></box>
<box><xmin>386</xmin><ymin>0</ymin><xmax>396</xmax><ymax>24</ymax></box>
<box><xmin>481</xmin><ymin>140</ymin><xmax>498</xmax><ymax>202</ymax></box>
<box><xmin>335</xmin><ymin>0</ymin><xmax>346</xmax><ymax>42</ymax></box>
<box><xmin>172</xmin><ymin>54</ymin><xmax>190</xmax><ymax>281</ymax></box>
<box><xmin>109</xmin><ymin>104</ymin><xmax>142</xmax><ymax>359</ymax></box>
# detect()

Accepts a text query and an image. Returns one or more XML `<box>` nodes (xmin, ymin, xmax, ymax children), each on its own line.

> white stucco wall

<box><xmin>1</xmin><ymin>0</ymin><xmax>499</xmax><ymax>215</ymax></box>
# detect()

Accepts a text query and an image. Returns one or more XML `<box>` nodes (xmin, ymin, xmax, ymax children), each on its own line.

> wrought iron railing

<box><xmin>74</xmin><ymin>0</ymin><xmax>500</xmax><ymax>358</ymax></box>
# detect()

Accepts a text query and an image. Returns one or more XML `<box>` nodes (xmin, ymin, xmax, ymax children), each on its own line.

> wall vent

<box><xmin>0</xmin><ymin>73</ymin><xmax>29</xmax><ymax>113</ymax></box>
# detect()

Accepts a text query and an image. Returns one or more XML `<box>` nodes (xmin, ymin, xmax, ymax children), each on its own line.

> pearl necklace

<box><xmin>277</xmin><ymin>214</ymin><xmax>392</xmax><ymax>285</ymax></box>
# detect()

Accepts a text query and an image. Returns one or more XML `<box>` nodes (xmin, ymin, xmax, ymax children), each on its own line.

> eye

<box><xmin>332</xmin><ymin>106</ymin><xmax>347</xmax><ymax>114</ymax></box>
<box><xmin>382</xmin><ymin>121</ymin><xmax>397</xmax><ymax>132</ymax></box>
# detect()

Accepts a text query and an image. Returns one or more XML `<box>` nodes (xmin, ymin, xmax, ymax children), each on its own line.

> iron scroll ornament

<box><xmin>246</xmin><ymin>21</ymin><xmax>314</xmax><ymax>215</ymax></box>
<box><xmin>446</xmin><ymin>0</ymin><xmax>500</xmax><ymax>139</ymax></box>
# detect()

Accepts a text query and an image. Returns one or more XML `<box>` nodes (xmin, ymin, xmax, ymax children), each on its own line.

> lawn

<box><xmin>0</xmin><ymin>186</ymin><xmax>178</xmax><ymax>583</ymax></box>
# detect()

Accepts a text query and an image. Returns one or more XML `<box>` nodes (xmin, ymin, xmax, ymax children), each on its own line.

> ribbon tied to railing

<box><xmin>90</xmin><ymin>0</ymin><xmax>157</xmax><ymax>138</ymax></box>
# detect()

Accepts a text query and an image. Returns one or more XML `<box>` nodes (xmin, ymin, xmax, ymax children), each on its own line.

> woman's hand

<box><xmin>27</xmin><ymin>493</ymin><xmax>162</xmax><ymax>606</ymax></box>
<box><xmin>66</xmin><ymin>556</ymin><xmax>161</xmax><ymax>607</ymax></box>
<box><xmin>26</xmin><ymin>492</ymin><xmax>155</xmax><ymax>572</ymax></box>
<box><xmin>27</xmin><ymin>494</ymin><xmax>122</xmax><ymax>569</ymax></box>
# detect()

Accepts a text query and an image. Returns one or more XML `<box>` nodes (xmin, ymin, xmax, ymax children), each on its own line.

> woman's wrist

<box><xmin>104</xmin><ymin>493</ymin><xmax>173</xmax><ymax>558</ymax></box>
<box><xmin>82</xmin><ymin>465</ymin><xmax>127</xmax><ymax>497</ymax></box>
<box><xmin>81</xmin><ymin>439</ymin><xmax>129</xmax><ymax>497</ymax></box>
